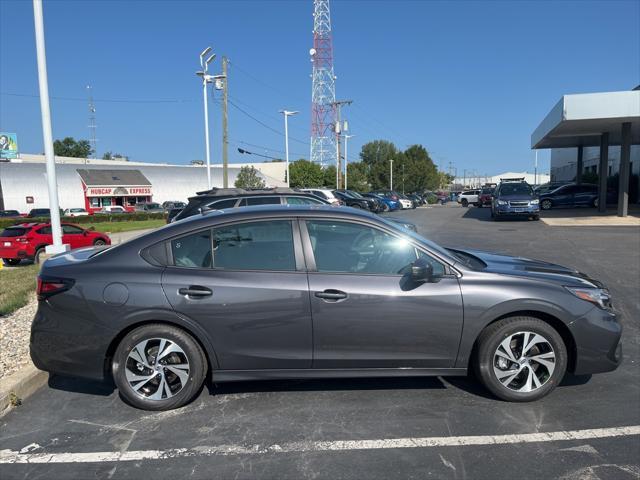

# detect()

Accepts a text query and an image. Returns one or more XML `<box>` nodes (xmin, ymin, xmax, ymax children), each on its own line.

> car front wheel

<box><xmin>112</xmin><ymin>324</ymin><xmax>207</xmax><ymax>411</ymax></box>
<box><xmin>94</xmin><ymin>239</ymin><xmax>107</xmax><ymax>246</ymax></box>
<box><xmin>461</xmin><ymin>199</ymin><xmax>468</xmax><ymax>207</ymax></box>
<box><xmin>540</xmin><ymin>199</ymin><xmax>552</xmax><ymax>210</ymax></box>
<box><xmin>475</xmin><ymin>316</ymin><xmax>567</xmax><ymax>402</ymax></box>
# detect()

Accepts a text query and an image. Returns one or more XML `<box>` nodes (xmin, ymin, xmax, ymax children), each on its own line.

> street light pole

<box><xmin>343</xmin><ymin>134</ymin><xmax>354</xmax><ymax>190</ymax></box>
<box><xmin>390</xmin><ymin>159</ymin><xmax>394</xmax><ymax>190</ymax></box>
<box><xmin>280</xmin><ymin>110</ymin><xmax>298</xmax><ymax>187</ymax></box>
<box><xmin>33</xmin><ymin>0</ymin><xmax>67</xmax><ymax>255</ymax></box>
<box><xmin>534</xmin><ymin>150</ymin><xmax>538</xmax><ymax>186</ymax></box>
<box><xmin>198</xmin><ymin>47</ymin><xmax>215</xmax><ymax>190</ymax></box>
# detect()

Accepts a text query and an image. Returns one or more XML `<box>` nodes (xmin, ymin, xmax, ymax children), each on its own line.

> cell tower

<box><xmin>310</xmin><ymin>0</ymin><xmax>337</xmax><ymax>167</ymax></box>
<box><xmin>86</xmin><ymin>85</ymin><xmax>97</xmax><ymax>158</ymax></box>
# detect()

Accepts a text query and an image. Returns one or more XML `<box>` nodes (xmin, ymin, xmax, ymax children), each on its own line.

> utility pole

<box><xmin>221</xmin><ymin>56</ymin><xmax>229</xmax><ymax>188</ymax></box>
<box><xmin>331</xmin><ymin>99</ymin><xmax>352</xmax><ymax>188</ymax></box>
<box><xmin>33</xmin><ymin>0</ymin><xmax>67</xmax><ymax>255</ymax></box>
<box><xmin>402</xmin><ymin>163</ymin><xmax>405</xmax><ymax>194</ymax></box>
<box><xmin>534</xmin><ymin>150</ymin><xmax>538</xmax><ymax>186</ymax></box>
<box><xmin>463</xmin><ymin>169</ymin><xmax>467</xmax><ymax>188</ymax></box>
<box><xmin>86</xmin><ymin>85</ymin><xmax>97</xmax><ymax>159</ymax></box>
<box><xmin>343</xmin><ymin>134</ymin><xmax>354</xmax><ymax>190</ymax></box>
<box><xmin>390</xmin><ymin>159</ymin><xmax>394</xmax><ymax>190</ymax></box>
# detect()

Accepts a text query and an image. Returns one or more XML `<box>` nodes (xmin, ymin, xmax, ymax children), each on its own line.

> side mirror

<box><xmin>411</xmin><ymin>258</ymin><xmax>434</xmax><ymax>282</ymax></box>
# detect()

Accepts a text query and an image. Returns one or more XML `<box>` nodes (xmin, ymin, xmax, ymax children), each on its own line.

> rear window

<box><xmin>1</xmin><ymin>227</ymin><xmax>29</xmax><ymax>237</ymax></box>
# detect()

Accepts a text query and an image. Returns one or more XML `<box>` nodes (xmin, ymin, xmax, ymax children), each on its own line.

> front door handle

<box><xmin>178</xmin><ymin>286</ymin><xmax>212</xmax><ymax>298</ymax></box>
<box><xmin>315</xmin><ymin>289</ymin><xmax>348</xmax><ymax>301</ymax></box>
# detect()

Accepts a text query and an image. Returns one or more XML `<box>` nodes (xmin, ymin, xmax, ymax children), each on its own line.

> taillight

<box><xmin>16</xmin><ymin>237</ymin><xmax>29</xmax><ymax>244</ymax></box>
<box><xmin>37</xmin><ymin>276</ymin><xmax>74</xmax><ymax>300</ymax></box>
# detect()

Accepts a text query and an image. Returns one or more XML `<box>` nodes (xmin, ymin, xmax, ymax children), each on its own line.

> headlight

<box><xmin>497</xmin><ymin>200</ymin><xmax>508</xmax><ymax>206</ymax></box>
<box><xmin>530</xmin><ymin>199</ymin><xmax>540</xmax><ymax>205</ymax></box>
<box><xmin>565</xmin><ymin>287</ymin><xmax>612</xmax><ymax>310</ymax></box>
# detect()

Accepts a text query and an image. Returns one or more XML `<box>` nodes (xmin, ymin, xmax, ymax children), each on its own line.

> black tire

<box><xmin>532</xmin><ymin>215</ymin><xmax>540</xmax><ymax>221</ymax></box>
<box><xmin>474</xmin><ymin>316</ymin><xmax>567</xmax><ymax>402</ymax></box>
<box><xmin>112</xmin><ymin>324</ymin><xmax>207</xmax><ymax>411</ymax></box>
<box><xmin>94</xmin><ymin>239</ymin><xmax>107</xmax><ymax>246</ymax></box>
<box><xmin>382</xmin><ymin>203</ymin><xmax>390</xmax><ymax>212</ymax></box>
<box><xmin>34</xmin><ymin>247</ymin><xmax>46</xmax><ymax>264</ymax></box>
<box><xmin>540</xmin><ymin>199</ymin><xmax>552</xmax><ymax>210</ymax></box>
<box><xmin>461</xmin><ymin>199</ymin><xmax>469</xmax><ymax>208</ymax></box>
<box><xmin>2</xmin><ymin>258</ymin><xmax>21</xmax><ymax>266</ymax></box>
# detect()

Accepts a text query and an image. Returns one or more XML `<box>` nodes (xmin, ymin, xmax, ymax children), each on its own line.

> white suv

<box><xmin>300</xmin><ymin>188</ymin><xmax>341</xmax><ymax>205</ymax></box>
<box><xmin>458</xmin><ymin>189</ymin><xmax>480</xmax><ymax>207</ymax></box>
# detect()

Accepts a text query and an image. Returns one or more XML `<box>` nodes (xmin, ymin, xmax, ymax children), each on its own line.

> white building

<box><xmin>453</xmin><ymin>171</ymin><xmax>550</xmax><ymax>188</ymax></box>
<box><xmin>0</xmin><ymin>154</ymin><xmax>287</xmax><ymax>213</ymax></box>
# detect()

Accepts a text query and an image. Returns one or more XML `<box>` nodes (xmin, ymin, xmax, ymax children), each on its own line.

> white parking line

<box><xmin>1</xmin><ymin>425</ymin><xmax>639</xmax><ymax>464</ymax></box>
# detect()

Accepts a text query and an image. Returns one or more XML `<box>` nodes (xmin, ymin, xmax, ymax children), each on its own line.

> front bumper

<box><xmin>495</xmin><ymin>205</ymin><xmax>540</xmax><ymax>216</ymax></box>
<box><xmin>569</xmin><ymin>306</ymin><xmax>623</xmax><ymax>375</ymax></box>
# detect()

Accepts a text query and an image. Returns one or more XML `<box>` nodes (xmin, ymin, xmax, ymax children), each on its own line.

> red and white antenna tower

<box><xmin>310</xmin><ymin>0</ymin><xmax>336</xmax><ymax>166</ymax></box>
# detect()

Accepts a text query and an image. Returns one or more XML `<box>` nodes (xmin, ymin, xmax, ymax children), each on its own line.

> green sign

<box><xmin>0</xmin><ymin>133</ymin><xmax>18</xmax><ymax>160</ymax></box>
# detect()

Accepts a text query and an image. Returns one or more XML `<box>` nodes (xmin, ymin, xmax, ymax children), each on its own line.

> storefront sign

<box><xmin>87</xmin><ymin>186</ymin><xmax>152</xmax><ymax>197</ymax></box>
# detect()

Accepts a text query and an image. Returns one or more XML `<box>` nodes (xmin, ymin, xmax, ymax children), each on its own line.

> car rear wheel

<box><xmin>540</xmin><ymin>199</ymin><xmax>552</xmax><ymax>210</ymax></box>
<box><xmin>461</xmin><ymin>199</ymin><xmax>469</xmax><ymax>207</ymax></box>
<box><xmin>112</xmin><ymin>324</ymin><xmax>207</xmax><ymax>411</ymax></box>
<box><xmin>474</xmin><ymin>316</ymin><xmax>567</xmax><ymax>402</ymax></box>
<box><xmin>2</xmin><ymin>258</ymin><xmax>21</xmax><ymax>266</ymax></box>
<box><xmin>382</xmin><ymin>203</ymin><xmax>390</xmax><ymax>212</ymax></box>
<box><xmin>34</xmin><ymin>247</ymin><xmax>46</xmax><ymax>264</ymax></box>
<box><xmin>94</xmin><ymin>239</ymin><xmax>107</xmax><ymax>246</ymax></box>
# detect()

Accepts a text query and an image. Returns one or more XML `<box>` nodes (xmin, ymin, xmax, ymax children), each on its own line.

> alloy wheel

<box><xmin>125</xmin><ymin>338</ymin><xmax>190</xmax><ymax>401</ymax></box>
<box><xmin>541</xmin><ymin>200</ymin><xmax>552</xmax><ymax>210</ymax></box>
<box><xmin>492</xmin><ymin>331</ymin><xmax>556</xmax><ymax>393</ymax></box>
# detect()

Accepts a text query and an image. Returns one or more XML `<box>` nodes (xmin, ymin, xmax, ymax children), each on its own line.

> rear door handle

<box><xmin>315</xmin><ymin>289</ymin><xmax>348</xmax><ymax>301</ymax></box>
<box><xmin>178</xmin><ymin>286</ymin><xmax>212</xmax><ymax>298</ymax></box>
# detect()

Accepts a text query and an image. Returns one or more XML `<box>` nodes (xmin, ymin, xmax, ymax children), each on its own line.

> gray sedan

<box><xmin>31</xmin><ymin>205</ymin><xmax>622</xmax><ymax>410</ymax></box>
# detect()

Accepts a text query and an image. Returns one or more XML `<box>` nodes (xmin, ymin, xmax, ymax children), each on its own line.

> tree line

<box><xmin>289</xmin><ymin>140</ymin><xmax>450</xmax><ymax>192</ymax></box>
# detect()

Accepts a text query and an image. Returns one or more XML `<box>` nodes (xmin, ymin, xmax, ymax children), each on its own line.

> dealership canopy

<box><xmin>531</xmin><ymin>89</ymin><xmax>640</xmax><ymax>216</ymax></box>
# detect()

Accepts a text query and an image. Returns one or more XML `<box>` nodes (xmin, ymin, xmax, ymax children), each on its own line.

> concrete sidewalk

<box><xmin>540</xmin><ymin>207</ymin><xmax>640</xmax><ymax>226</ymax></box>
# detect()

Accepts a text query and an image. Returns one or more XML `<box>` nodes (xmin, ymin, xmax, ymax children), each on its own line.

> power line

<box><xmin>1</xmin><ymin>92</ymin><xmax>195</xmax><ymax>104</ymax></box>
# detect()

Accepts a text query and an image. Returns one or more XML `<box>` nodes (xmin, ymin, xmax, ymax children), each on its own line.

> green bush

<box><xmin>0</xmin><ymin>212</ymin><xmax>167</xmax><ymax>230</ymax></box>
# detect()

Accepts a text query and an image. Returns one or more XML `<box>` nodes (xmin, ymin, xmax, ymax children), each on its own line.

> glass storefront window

<box><xmin>102</xmin><ymin>198</ymin><xmax>112</xmax><ymax>206</ymax></box>
<box><xmin>90</xmin><ymin>198</ymin><xmax>100</xmax><ymax>207</ymax></box>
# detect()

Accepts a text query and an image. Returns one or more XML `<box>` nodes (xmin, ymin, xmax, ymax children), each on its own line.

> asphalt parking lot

<box><xmin>1</xmin><ymin>204</ymin><xmax>639</xmax><ymax>480</ymax></box>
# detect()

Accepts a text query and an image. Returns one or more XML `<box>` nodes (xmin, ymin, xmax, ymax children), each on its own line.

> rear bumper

<box><xmin>569</xmin><ymin>307</ymin><xmax>623</xmax><ymax>375</ymax></box>
<box><xmin>0</xmin><ymin>247</ymin><xmax>30</xmax><ymax>260</ymax></box>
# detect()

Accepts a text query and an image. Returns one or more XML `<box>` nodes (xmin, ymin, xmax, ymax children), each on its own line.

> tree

<box><xmin>53</xmin><ymin>137</ymin><xmax>93</xmax><ymax>158</ymax></box>
<box><xmin>401</xmin><ymin>144</ymin><xmax>439</xmax><ymax>193</ymax></box>
<box><xmin>322</xmin><ymin>165</ymin><xmax>337</xmax><ymax>188</ymax></box>
<box><xmin>359</xmin><ymin>140</ymin><xmax>400</xmax><ymax>190</ymax></box>
<box><xmin>345</xmin><ymin>162</ymin><xmax>370</xmax><ymax>191</ymax></box>
<box><xmin>102</xmin><ymin>151</ymin><xmax>128</xmax><ymax>161</ymax></box>
<box><xmin>234</xmin><ymin>165</ymin><xmax>266</xmax><ymax>189</ymax></box>
<box><xmin>289</xmin><ymin>159</ymin><xmax>324</xmax><ymax>188</ymax></box>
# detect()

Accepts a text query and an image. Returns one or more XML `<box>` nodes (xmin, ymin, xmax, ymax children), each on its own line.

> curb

<box><xmin>0</xmin><ymin>362</ymin><xmax>48</xmax><ymax>417</ymax></box>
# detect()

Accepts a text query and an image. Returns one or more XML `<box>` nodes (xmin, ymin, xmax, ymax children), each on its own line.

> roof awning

<box><xmin>531</xmin><ymin>90</ymin><xmax>640</xmax><ymax>149</ymax></box>
<box><xmin>76</xmin><ymin>169</ymin><xmax>151</xmax><ymax>186</ymax></box>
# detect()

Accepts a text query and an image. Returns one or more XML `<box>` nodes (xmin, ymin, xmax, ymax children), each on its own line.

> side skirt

<box><xmin>212</xmin><ymin>367</ymin><xmax>468</xmax><ymax>383</ymax></box>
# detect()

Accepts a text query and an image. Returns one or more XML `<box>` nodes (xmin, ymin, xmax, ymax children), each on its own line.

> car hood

<box><xmin>454</xmin><ymin>248</ymin><xmax>602</xmax><ymax>288</ymax></box>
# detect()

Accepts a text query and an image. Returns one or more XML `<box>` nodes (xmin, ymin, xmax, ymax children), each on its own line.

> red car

<box><xmin>0</xmin><ymin>222</ymin><xmax>111</xmax><ymax>266</ymax></box>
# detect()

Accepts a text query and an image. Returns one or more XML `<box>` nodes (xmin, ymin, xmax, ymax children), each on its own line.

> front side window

<box><xmin>37</xmin><ymin>226</ymin><xmax>52</xmax><ymax>235</ymax></box>
<box><xmin>213</xmin><ymin>220</ymin><xmax>295</xmax><ymax>271</ymax></box>
<box><xmin>62</xmin><ymin>225</ymin><xmax>84</xmax><ymax>234</ymax></box>
<box><xmin>286</xmin><ymin>196</ymin><xmax>323</xmax><ymax>205</ymax></box>
<box><xmin>306</xmin><ymin>220</ymin><xmax>417</xmax><ymax>275</ymax></box>
<box><xmin>171</xmin><ymin>230</ymin><xmax>212</xmax><ymax>268</ymax></box>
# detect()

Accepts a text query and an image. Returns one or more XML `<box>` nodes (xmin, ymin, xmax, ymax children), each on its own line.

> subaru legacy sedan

<box><xmin>31</xmin><ymin>205</ymin><xmax>622</xmax><ymax>410</ymax></box>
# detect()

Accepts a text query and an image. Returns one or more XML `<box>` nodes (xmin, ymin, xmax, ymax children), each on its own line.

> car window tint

<box><xmin>62</xmin><ymin>225</ymin><xmax>84</xmax><ymax>234</ymax></box>
<box><xmin>285</xmin><ymin>196</ymin><xmax>323</xmax><ymax>205</ymax></box>
<box><xmin>244</xmin><ymin>197</ymin><xmax>281</xmax><ymax>206</ymax></box>
<box><xmin>37</xmin><ymin>226</ymin><xmax>52</xmax><ymax>235</ymax></box>
<box><xmin>210</xmin><ymin>198</ymin><xmax>238</xmax><ymax>210</ymax></box>
<box><xmin>1</xmin><ymin>227</ymin><xmax>29</xmax><ymax>237</ymax></box>
<box><xmin>212</xmin><ymin>220</ymin><xmax>295</xmax><ymax>271</ymax></box>
<box><xmin>171</xmin><ymin>230</ymin><xmax>212</xmax><ymax>268</ymax></box>
<box><xmin>306</xmin><ymin>220</ymin><xmax>417</xmax><ymax>275</ymax></box>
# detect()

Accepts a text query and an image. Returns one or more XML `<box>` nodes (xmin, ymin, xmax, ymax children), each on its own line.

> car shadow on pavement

<box><xmin>48</xmin><ymin>374</ymin><xmax>115</xmax><ymax>396</ymax></box>
<box><xmin>462</xmin><ymin>207</ymin><xmax>535</xmax><ymax>223</ymax></box>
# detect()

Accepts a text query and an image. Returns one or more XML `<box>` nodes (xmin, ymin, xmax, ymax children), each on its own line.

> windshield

<box><xmin>499</xmin><ymin>183</ymin><xmax>533</xmax><ymax>196</ymax></box>
<box><xmin>345</xmin><ymin>190</ymin><xmax>363</xmax><ymax>199</ymax></box>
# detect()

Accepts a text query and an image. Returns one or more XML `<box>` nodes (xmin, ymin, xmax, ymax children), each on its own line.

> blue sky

<box><xmin>1</xmin><ymin>0</ymin><xmax>638</xmax><ymax>176</ymax></box>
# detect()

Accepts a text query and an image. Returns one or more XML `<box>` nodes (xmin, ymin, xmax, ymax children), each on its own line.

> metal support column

<box><xmin>598</xmin><ymin>132</ymin><xmax>609</xmax><ymax>213</ymax></box>
<box><xmin>617</xmin><ymin>122</ymin><xmax>631</xmax><ymax>217</ymax></box>
<box><xmin>576</xmin><ymin>145</ymin><xmax>583</xmax><ymax>184</ymax></box>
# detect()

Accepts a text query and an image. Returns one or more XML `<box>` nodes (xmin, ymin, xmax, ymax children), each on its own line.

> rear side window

<box><xmin>171</xmin><ymin>230</ymin><xmax>212</xmax><ymax>268</ymax></box>
<box><xmin>209</xmin><ymin>198</ymin><xmax>238</xmax><ymax>210</ymax></box>
<box><xmin>213</xmin><ymin>220</ymin><xmax>295</xmax><ymax>271</ymax></box>
<box><xmin>1</xmin><ymin>227</ymin><xmax>29</xmax><ymax>237</ymax></box>
<box><xmin>240</xmin><ymin>197</ymin><xmax>281</xmax><ymax>206</ymax></box>
<box><xmin>37</xmin><ymin>226</ymin><xmax>52</xmax><ymax>235</ymax></box>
